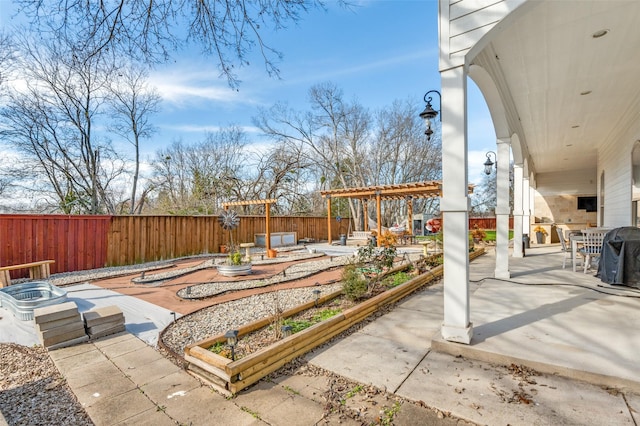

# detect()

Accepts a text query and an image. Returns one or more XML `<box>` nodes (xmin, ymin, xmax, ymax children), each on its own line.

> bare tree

<box><xmin>470</xmin><ymin>160</ymin><xmax>513</xmax><ymax>216</ymax></box>
<box><xmin>254</xmin><ymin>82</ymin><xmax>371</xmax><ymax>228</ymax></box>
<box><xmin>107</xmin><ymin>65</ymin><xmax>161</xmax><ymax>214</ymax></box>
<box><xmin>14</xmin><ymin>0</ymin><xmax>348</xmax><ymax>88</ymax></box>
<box><xmin>0</xmin><ymin>34</ymin><xmax>124</xmax><ymax>214</ymax></box>
<box><xmin>370</xmin><ymin>99</ymin><xmax>442</xmax><ymax>225</ymax></box>
<box><xmin>150</xmin><ymin>127</ymin><xmax>249</xmax><ymax>214</ymax></box>
<box><xmin>0</xmin><ymin>32</ymin><xmax>15</xmax><ymax>90</ymax></box>
<box><xmin>249</xmin><ymin>141</ymin><xmax>316</xmax><ymax>214</ymax></box>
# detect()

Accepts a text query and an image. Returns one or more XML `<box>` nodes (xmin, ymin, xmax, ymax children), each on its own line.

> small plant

<box><xmin>228</xmin><ymin>250</ymin><xmax>243</xmax><ymax>265</ymax></box>
<box><xmin>281</xmin><ymin>318</ymin><xmax>313</xmax><ymax>333</ymax></box>
<box><xmin>471</xmin><ymin>224</ymin><xmax>487</xmax><ymax>241</ymax></box>
<box><xmin>379</xmin><ymin>402</ymin><xmax>401</xmax><ymax>425</ymax></box>
<box><xmin>344</xmin><ymin>385</ymin><xmax>363</xmax><ymax>399</ymax></box>
<box><xmin>533</xmin><ymin>225</ymin><xmax>548</xmax><ymax>235</ymax></box>
<box><xmin>313</xmin><ymin>308</ymin><xmax>341</xmax><ymax>322</ymax></box>
<box><xmin>208</xmin><ymin>341</ymin><xmax>226</xmax><ymax>354</ymax></box>
<box><xmin>283</xmin><ymin>385</ymin><xmax>300</xmax><ymax>395</ymax></box>
<box><xmin>241</xmin><ymin>406</ymin><xmax>262</xmax><ymax>420</ymax></box>
<box><xmin>385</xmin><ymin>271</ymin><xmax>411</xmax><ymax>288</ymax></box>
<box><xmin>378</xmin><ymin>230</ymin><xmax>398</xmax><ymax>248</ymax></box>
<box><xmin>342</xmin><ymin>263</ymin><xmax>369</xmax><ymax>301</ymax></box>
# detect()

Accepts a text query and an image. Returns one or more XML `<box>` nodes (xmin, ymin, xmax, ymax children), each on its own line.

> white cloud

<box><xmin>148</xmin><ymin>66</ymin><xmax>258</xmax><ymax>107</ymax></box>
<box><xmin>157</xmin><ymin>124</ymin><xmax>262</xmax><ymax>135</ymax></box>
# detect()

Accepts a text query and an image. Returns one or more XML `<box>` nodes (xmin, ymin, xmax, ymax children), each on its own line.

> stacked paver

<box><xmin>33</xmin><ymin>301</ymin><xmax>88</xmax><ymax>349</ymax></box>
<box><xmin>83</xmin><ymin>305</ymin><xmax>126</xmax><ymax>339</ymax></box>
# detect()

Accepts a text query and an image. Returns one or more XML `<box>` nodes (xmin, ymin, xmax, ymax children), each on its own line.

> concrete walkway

<box><xmin>15</xmin><ymin>244</ymin><xmax>640</xmax><ymax>424</ymax></box>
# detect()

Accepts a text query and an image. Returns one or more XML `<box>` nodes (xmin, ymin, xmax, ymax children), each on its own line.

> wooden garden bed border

<box><xmin>184</xmin><ymin>248</ymin><xmax>486</xmax><ymax>395</ymax></box>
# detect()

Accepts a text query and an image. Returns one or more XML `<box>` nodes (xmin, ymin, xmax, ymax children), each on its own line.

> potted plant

<box><xmin>533</xmin><ymin>225</ymin><xmax>548</xmax><ymax>244</ymax></box>
<box><xmin>471</xmin><ymin>224</ymin><xmax>486</xmax><ymax>244</ymax></box>
<box><xmin>217</xmin><ymin>210</ymin><xmax>253</xmax><ymax>276</ymax></box>
<box><xmin>218</xmin><ymin>244</ymin><xmax>253</xmax><ymax>276</ymax></box>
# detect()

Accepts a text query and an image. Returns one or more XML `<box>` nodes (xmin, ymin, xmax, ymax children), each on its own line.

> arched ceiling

<box><xmin>469</xmin><ymin>0</ymin><xmax>640</xmax><ymax>176</ymax></box>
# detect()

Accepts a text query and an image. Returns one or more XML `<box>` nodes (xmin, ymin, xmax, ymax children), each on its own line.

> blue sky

<box><xmin>1</xmin><ymin>0</ymin><xmax>496</xmax><ymax>185</ymax></box>
<box><xmin>145</xmin><ymin>0</ymin><xmax>496</xmax><ymax>184</ymax></box>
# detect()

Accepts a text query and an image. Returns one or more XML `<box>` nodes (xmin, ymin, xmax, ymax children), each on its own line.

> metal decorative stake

<box><xmin>218</xmin><ymin>209</ymin><xmax>240</xmax><ymax>230</ymax></box>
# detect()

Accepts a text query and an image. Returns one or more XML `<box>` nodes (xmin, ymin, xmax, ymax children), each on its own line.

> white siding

<box><xmin>440</xmin><ymin>0</ymin><xmax>525</xmax><ymax>69</ymax></box>
<box><xmin>599</xmin><ymin>110</ymin><xmax>640</xmax><ymax>227</ymax></box>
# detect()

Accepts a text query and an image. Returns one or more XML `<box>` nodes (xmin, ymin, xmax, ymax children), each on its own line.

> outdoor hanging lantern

<box><xmin>224</xmin><ymin>329</ymin><xmax>239</xmax><ymax>361</ymax></box>
<box><xmin>281</xmin><ymin>325</ymin><xmax>293</xmax><ymax>338</ymax></box>
<box><xmin>419</xmin><ymin>90</ymin><xmax>441</xmax><ymax>142</ymax></box>
<box><xmin>484</xmin><ymin>151</ymin><xmax>497</xmax><ymax>175</ymax></box>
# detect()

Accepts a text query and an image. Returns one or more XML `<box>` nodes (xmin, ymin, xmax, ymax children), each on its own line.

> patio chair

<box><xmin>579</xmin><ymin>228</ymin><xmax>608</xmax><ymax>273</ymax></box>
<box><xmin>556</xmin><ymin>228</ymin><xmax>571</xmax><ymax>269</ymax></box>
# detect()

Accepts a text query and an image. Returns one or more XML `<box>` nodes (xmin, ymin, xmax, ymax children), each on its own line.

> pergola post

<box><xmin>407</xmin><ymin>196</ymin><xmax>413</xmax><ymax>235</ymax></box>
<box><xmin>265</xmin><ymin>202</ymin><xmax>271</xmax><ymax>252</ymax></box>
<box><xmin>376</xmin><ymin>191</ymin><xmax>382</xmax><ymax>247</ymax></box>
<box><xmin>221</xmin><ymin>199</ymin><xmax>277</xmax><ymax>253</ymax></box>
<box><xmin>363</xmin><ymin>200</ymin><xmax>369</xmax><ymax>232</ymax></box>
<box><xmin>326</xmin><ymin>196</ymin><xmax>332</xmax><ymax>245</ymax></box>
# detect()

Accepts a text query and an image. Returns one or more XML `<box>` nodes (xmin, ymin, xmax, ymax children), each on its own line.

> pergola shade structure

<box><xmin>222</xmin><ymin>199</ymin><xmax>277</xmax><ymax>252</ymax></box>
<box><xmin>320</xmin><ymin>181</ymin><xmax>474</xmax><ymax>245</ymax></box>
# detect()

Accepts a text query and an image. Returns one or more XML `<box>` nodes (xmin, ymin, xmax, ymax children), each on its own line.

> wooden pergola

<box><xmin>320</xmin><ymin>181</ymin><xmax>474</xmax><ymax>246</ymax></box>
<box><xmin>222</xmin><ymin>199</ymin><xmax>277</xmax><ymax>252</ymax></box>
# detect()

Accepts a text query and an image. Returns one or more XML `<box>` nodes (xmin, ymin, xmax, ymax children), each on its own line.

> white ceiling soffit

<box><xmin>471</xmin><ymin>0</ymin><xmax>640</xmax><ymax>175</ymax></box>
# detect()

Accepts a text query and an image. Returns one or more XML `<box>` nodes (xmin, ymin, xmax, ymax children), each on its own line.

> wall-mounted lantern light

<box><xmin>419</xmin><ymin>90</ymin><xmax>441</xmax><ymax>142</ymax></box>
<box><xmin>484</xmin><ymin>151</ymin><xmax>497</xmax><ymax>175</ymax></box>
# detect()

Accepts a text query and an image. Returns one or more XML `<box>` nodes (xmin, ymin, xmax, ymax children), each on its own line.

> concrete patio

<box><xmin>3</xmin><ymin>243</ymin><xmax>640</xmax><ymax>425</ymax></box>
<box><xmin>307</xmin><ymin>242</ymin><xmax>640</xmax><ymax>424</ymax></box>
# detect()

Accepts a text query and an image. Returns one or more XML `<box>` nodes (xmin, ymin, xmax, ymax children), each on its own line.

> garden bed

<box><xmin>184</xmin><ymin>248</ymin><xmax>485</xmax><ymax>395</ymax></box>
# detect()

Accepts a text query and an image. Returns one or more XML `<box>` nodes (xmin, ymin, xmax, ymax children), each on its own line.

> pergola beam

<box><xmin>320</xmin><ymin>181</ymin><xmax>474</xmax><ymax>246</ymax></box>
<box><xmin>221</xmin><ymin>199</ymin><xmax>277</xmax><ymax>254</ymax></box>
<box><xmin>222</xmin><ymin>199</ymin><xmax>277</xmax><ymax>207</ymax></box>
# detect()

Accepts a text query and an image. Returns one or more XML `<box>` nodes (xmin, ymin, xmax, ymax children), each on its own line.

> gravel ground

<box><xmin>162</xmin><ymin>282</ymin><xmax>345</xmax><ymax>356</ymax></box>
<box><xmin>0</xmin><ymin>249</ymin><xmax>425</xmax><ymax>425</ymax></box>
<box><xmin>0</xmin><ymin>344</ymin><xmax>93</xmax><ymax>426</ymax></box>
<box><xmin>0</xmin><ymin>250</ymin><xmax>354</xmax><ymax>426</ymax></box>
<box><xmin>177</xmin><ymin>255</ymin><xmax>352</xmax><ymax>299</ymax></box>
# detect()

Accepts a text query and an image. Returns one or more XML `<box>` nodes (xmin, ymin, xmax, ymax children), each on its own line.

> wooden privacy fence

<box><xmin>106</xmin><ymin>215</ymin><xmax>330</xmax><ymax>266</ymax></box>
<box><xmin>0</xmin><ymin>214</ymin><xmax>512</xmax><ymax>278</ymax></box>
<box><xmin>0</xmin><ymin>215</ymin><xmax>110</xmax><ymax>278</ymax></box>
<box><xmin>470</xmin><ymin>217</ymin><xmax>514</xmax><ymax>229</ymax></box>
<box><xmin>0</xmin><ymin>214</ymin><xmax>332</xmax><ymax>278</ymax></box>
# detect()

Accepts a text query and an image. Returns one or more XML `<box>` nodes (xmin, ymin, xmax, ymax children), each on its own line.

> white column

<box><xmin>522</xmin><ymin>176</ymin><xmax>531</xmax><ymax>239</ymax></box>
<box><xmin>440</xmin><ymin>66</ymin><xmax>473</xmax><ymax>344</ymax></box>
<box><xmin>512</xmin><ymin>164</ymin><xmax>524</xmax><ymax>258</ymax></box>
<box><xmin>494</xmin><ymin>139</ymin><xmax>511</xmax><ymax>279</ymax></box>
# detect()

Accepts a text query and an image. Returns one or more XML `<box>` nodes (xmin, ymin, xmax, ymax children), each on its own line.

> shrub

<box><xmin>342</xmin><ymin>263</ymin><xmax>368</xmax><ymax>301</ymax></box>
<box><xmin>471</xmin><ymin>224</ymin><xmax>486</xmax><ymax>241</ymax></box>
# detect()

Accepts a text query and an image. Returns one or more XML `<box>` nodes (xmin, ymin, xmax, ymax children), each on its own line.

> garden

<box><xmin>177</xmin><ymin>232</ymin><xmax>485</xmax><ymax>395</ymax></box>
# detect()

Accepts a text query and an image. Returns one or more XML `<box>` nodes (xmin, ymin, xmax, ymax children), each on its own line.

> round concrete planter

<box><xmin>217</xmin><ymin>263</ymin><xmax>253</xmax><ymax>277</ymax></box>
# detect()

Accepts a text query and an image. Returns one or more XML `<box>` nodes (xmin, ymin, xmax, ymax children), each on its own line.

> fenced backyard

<box><xmin>0</xmin><ymin>214</ymin><xmax>507</xmax><ymax>278</ymax></box>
